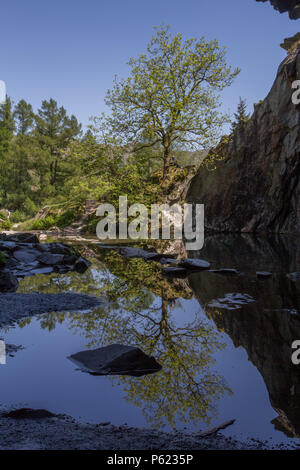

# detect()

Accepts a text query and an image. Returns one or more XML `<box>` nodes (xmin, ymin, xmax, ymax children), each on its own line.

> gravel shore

<box><xmin>0</xmin><ymin>412</ymin><xmax>279</xmax><ymax>450</ymax></box>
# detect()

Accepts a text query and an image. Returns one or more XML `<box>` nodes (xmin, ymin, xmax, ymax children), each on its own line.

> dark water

<box><xmin>1</xmin><ymin>234</ymin><xmax>300</xmax><ymax>445</ymax></box>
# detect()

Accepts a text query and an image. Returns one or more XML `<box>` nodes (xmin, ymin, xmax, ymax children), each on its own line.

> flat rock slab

<box><xmin>209</xmin><ymin>268</ymin><xmax>240</xmax><ymax>276</ymax></box>
<box><xmin>118</xmin><ymin>247</ymin><xmax>165</xmax><ymax>261</ymax></box>
<box><xmin>14</xmin><ymin>250</ymin><xmax>39</xmax><ymax>263</ymax></box>
<box><xmin>179</xmin><ymin>258</ymin><xmax>211</xmax><ymax>270</ymax></box>
<box><xmin>37</xmin><ymin>253</ymin><xmax>65</xmax><ymax>265</ymax></box>
<box><xmin>159</xmin><ymin>257</ymin><xmax>179</xmax><ymax>265</ymax></box>
<box><xmin>256</xmin><ymin>271</ymin><xmax>272</xmax><ymax>278</ymax></box>
<box><xmin>0</xmin><ymin>241</ymin><xmax>17</xmax><ymax>250</ymax></box>
<box><xmin>68</xmin><ymin>343</ymin><xmax>162</xmax><ymax>377</ymax></box>
<box><xmin>162</xmin><ymin>267</ymin><xmax>188</xmax><ymax>278</ymax></box>
<box><xmin>287</xmin><ymin>272</ymin><xmax>300</xmax><ymax>281</ymax></box>
<box><xmin>0</xmin><ymin>293</ymin><xmax>103</xmax><ymax>326</ymax></box>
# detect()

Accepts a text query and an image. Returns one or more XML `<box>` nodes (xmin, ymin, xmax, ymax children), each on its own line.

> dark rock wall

<box><xmin>257</xmin><ymin>0</ymin><xmax>300</xmax><ymax>19</ymax></box>
<box><xmin>187</xmin><ymin>48</ymin><xmax>300</xmax><ymax>233</ymax></box>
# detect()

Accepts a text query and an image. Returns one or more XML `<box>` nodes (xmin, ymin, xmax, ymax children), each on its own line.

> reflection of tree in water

<box><xmin>17</xmin><ymin>248</ymin><xmax>231</xmax><ymax>428</ymax></box>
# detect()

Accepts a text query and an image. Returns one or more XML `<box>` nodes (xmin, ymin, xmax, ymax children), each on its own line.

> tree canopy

<box><xmin>102</xmin><ymin>25</ymin><xmax>240</xmax><ymax>178</ymax></box>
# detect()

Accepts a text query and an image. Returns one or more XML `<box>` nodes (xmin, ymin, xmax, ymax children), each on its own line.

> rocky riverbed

<box><xmin>0</xmin><ymin>232</ymin><xmax>103</xmax><ymax>326</ymax></box>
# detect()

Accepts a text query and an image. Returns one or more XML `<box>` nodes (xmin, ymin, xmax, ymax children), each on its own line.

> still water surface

<box><xmin>1</xmin><ymin>234</ymin><xmax>300</xmax><ymax>445</ymax></box>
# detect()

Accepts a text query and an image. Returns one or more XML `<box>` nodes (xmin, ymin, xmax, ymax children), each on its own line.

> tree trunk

<box><xmin>163</xmin><ymin>137</ymin><xmax>171</xmax><ymax>179</ymax></box>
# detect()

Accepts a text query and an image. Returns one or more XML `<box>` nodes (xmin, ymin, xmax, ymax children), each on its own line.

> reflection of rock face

<box><xmin>187</xmin><ymin>47</ymin><xmax>300</xmax><ymax>233</ymax></box>
<box><xmin>257</xmin><ymin>0</ymin><xmax>300</xmax><ymax>19</ymax></box>
<box><xmin>188</xmin><ymin>235</ymin><xmax>300</xmax><ymax>437</ymax></box>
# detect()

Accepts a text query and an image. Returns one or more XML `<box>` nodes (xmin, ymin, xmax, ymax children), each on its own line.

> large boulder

<box><xmin>68</xmin><ymin>344</ymin><xmax>162</xmax><ymax>377</ymax></box>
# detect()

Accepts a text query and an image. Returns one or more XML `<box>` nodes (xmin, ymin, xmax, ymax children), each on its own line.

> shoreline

<box><xmin>0</xmin><ymin>411</ymin><xmax>289</xmax><ymax>450</ymax></box>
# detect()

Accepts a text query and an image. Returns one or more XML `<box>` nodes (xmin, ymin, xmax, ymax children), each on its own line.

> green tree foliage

<box><xmin>35</xmin><ymin>98</ymin><xmax>82</xmax><ymax>186</ymax></box>
<box><xmin>0</xmin><ymin>97</ymin><xmax>82</xmax><ymax>217</ymax></box>
<box><xmin>101</xmin><ymin>25</ymin><xmax>239</xmax><ymax>178</ymax></box>
<box><xmin>0</xmin><ymin>26</ymin><xmax>239</xmax><ymax>224</ymax></box>
<box><xmin>14</xmin><ymin>100</ymin><xmax>34</xmax><ymax>135</ymax></box>
<box><xmin>231</xmin><ymin>97</ymin><xmax>250</xmax><ymax>134</ymax></box>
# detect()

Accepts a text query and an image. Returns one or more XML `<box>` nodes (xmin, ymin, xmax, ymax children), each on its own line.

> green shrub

<box><xmin>31</xmin><ymin>216</ymin><xmax>56</xmax><ymax>230</ymax></box>
<box><xmin>10</xmin><ymin>211</ymin><xmax>28</xmax><ymax>223</ymax></box>
<box><xmin>56</xmin><ymin>209</ymin><xmax>78</xmax><ymax>228</ymax></box>
<box><xmin>0</xmin><ymin>219</ymin><xmax>12</xmax><ymax>230</ymax></box>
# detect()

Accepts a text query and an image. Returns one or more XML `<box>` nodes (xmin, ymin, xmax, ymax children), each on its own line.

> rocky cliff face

<box><xmin>257</xmin><ymin>0</ymin><xmax>300</xmax><ymax>19</ymax></box>
<box><xmin>187</xmin><ymin>47</ymin><xmax>300</xmax><ymax>233</ymax></box>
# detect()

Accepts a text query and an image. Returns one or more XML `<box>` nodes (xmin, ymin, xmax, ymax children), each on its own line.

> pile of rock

<box><xmin>0</xmin><ymin>233</ymin><xmax>91</xmax><ymax>292</ymax></box>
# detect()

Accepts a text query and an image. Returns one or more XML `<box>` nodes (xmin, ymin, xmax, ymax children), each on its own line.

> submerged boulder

<box><xmin>68</xmin><ymin>344</ymin><xmax>162</xmax><ymax>377</ymax></box>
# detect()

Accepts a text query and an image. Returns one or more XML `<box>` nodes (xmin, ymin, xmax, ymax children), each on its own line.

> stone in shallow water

<box><xmin>159</xmin><ymin>257</ymin><xmax>179</xmax><ymax>265</ymax></box>
<box><xmin>209</xmin><ymin>268</ymin><xmax>240</xmax><ymax>276</ymax></box>
<box><xmin>0</xmin><ymin>241</ymin><xmax>17</xmax><ymax>251</ymax></box>
<box><xmin>287</xmin><ymin>272</ymin><xmax>300</xmax><ymax>281</ymax></box>
<box><xmin>256</xmin><ymin>271</ymin><xmax>272</xmax><ymax>278</ymax></box>
<box><xmin>37</xmin><ymin>253</ymin><xmax>65</xmax><ymax>265</ymax></box>
<box><xmin>162</xmin><ymin>267</ymin><xmax>188</xmax><ymax>278</ymax></box>
<box><xmin>207</xmin><ymin>293</ymin><xmax>255</xmax><ymax>310</ymax></box>
<box><xmin>26</xmin><ymin>267</ymin><xmax>54</xmax><ymax>276</ymax></box>
<box><xmin>179</xmin><ymin>258</ymin><xmax>211</xmax><ymax>270</ymax></box>
<box><xmin>119</xmin><ymin>247</ymin><xmax>148</xmax><ymax>258</ymax></box>
<box><xmin>13</xmin><ymin>250</ymin><xmax>39</xmax><ymax>263</ymax></box>
<box><xmin>68</xmin><ymin>344</ymin><xmax>162</xmax><ymax>377</ymax></box>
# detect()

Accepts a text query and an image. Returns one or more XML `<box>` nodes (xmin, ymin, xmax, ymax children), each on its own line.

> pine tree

<box><xmin>35</xmin><ymin>98</ymin><xmax>82</xmax><ymax>186</ymax></box>
<box><xmin>14</xmin><ymin>100</ymin><xmax>34</xmax><ymax>135</ymax></box>
<box><xmin>231</xmin><ymin>97</ymin><xmax>249</xmax><ymax>134</ymax></box>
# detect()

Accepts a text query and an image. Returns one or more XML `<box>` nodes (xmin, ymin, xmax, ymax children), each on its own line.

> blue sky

<box><xmin>1</xmin><ymin>0</ymin><xmax>298</xmax><ymax>129</ymax></box>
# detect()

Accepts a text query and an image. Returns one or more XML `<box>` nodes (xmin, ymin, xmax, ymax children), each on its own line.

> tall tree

<box><xmin>35</xmin><ymin>98</ymin><xmax>82</xmax><ymax>185</ymax></box>
<box><xmin>0</xmin><ymin>96</ymin><xmax>15</xmax><ymax>202</ymax></box>
<box><xmin>102</xmin><ymin>25</ymin><xmax>239</xmax><ymax>179</ymax></box>
<box><xmin>14</xmin><ymin>100</ymin><xmax>34</xmax><ymax>135</ymax></box>
<box><xmin>231</xmin><ymin>97</ymin><xmax>250</xmax><ymax>134</ymax></box>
